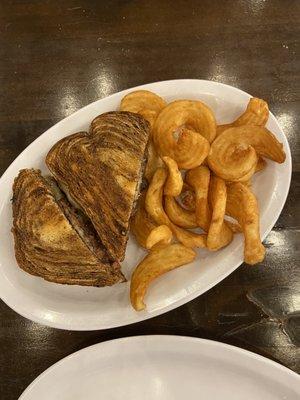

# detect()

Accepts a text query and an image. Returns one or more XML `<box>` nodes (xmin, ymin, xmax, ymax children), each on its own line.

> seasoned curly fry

<box><xmin>145</xmin><ymin>141</ymin><xmax>164</xmax><ymax>182</ymax></box>
<box><xmin>120</xmin><ymin>90</ymin><xmax>166</xmax><ymax>128</ymax></box>
<box><xmin>208</xmin><ymin>126</ymin><xmax>285</xmax><ymax>181</ymax></box>
<box><xmin>231</xmin><ymin>159</ymin><xmax>258</xmax><ymax>183</ymax></box>
<box><xmin>145</xmin><ymin>168</ymin><xmax>206</xmax><ymax>248</ymax></box>
<box><xmin>235</xmin><ymin>98</ymin><xmax>269</xmax><ymax>126</ymax></box>
<box><xmin>131</xmin><ymin>193</ymin><xmax>157</xmax><ymax>248</ymax></box>
<box><xmin>163</xmin><ymin>156</ymin><xmax>183</xmax><ymax>196</ymax></box>
<box><xmin>164</xmin><ymin>195</ymin><xmax>197</xmax><ymax>229</ymax></box>
<box><xmin>208</xmin><ymin>138</ymin><xmax>258</xmax><ymax>182</ymax></box>
<box><xmin>226</xmin><ymin>182</ymin><xmax>265</xmax><ymax>265</ymax></box>
<box><xmin>130</xmin><ymin>243</ymin><xmax>196</xmax><ymax>311</ymax></box>
<box><xmin>207</xmin><ymin>176</ymin><xmax>233</xmax><ymax>250</ymax></box>
<box><xmin>146</xmin><ymin>225</ymin><xmax>173</xmax><ymax>250</ymax></box>
<box><xmin>217</xmin><ymin>98</ymin><xmax>269</xmax><ymax>136</ymax></box>
<box><xmin>153</xmin><ymin>100</ymin><xmax>214</xmax><ymax>169</ymax></box>
<box><xmin>174</xmin><ymin>128</ymin><xmax>210</xmax><ymax>169</ymax></box>
<box><xmin>218</xmin><ymin>126</ymin><xmax>285</xmax><ymax>163</ymax></box>
<box><xmin>185</xmin><ymin>166</ymin><xmax>211</xmax><ymax>231</ymax></box>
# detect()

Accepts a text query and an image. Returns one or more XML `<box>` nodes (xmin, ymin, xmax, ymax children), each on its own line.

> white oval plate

<box><xmin>19</xmin><ymin>335</ymin><xmax>300</xmax><ymax>399</ymax></box>
<box><xmin>0</xmin><ymin>80</ymin><xmax>291</xmax><ymax>330</ymax></box>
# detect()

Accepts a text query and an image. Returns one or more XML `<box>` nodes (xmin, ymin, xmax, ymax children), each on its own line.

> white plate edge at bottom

<box><xmin>19</xmin><ymin>335</ymin><xmax>300</xmax><ymax>399</ymax></box>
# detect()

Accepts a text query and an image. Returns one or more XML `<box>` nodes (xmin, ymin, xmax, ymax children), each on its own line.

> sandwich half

<box><xmin>12</xmin><ymin>169</ymin><xmax>125</xmax><ymax>286</ymax></box>
<box><xmin>46</xmin><ymin>111</ymin><xmax>150</xmax><ymax>262</ymax></box>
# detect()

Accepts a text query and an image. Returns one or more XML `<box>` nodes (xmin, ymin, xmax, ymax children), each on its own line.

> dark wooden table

<box><xmin>1</xmin><ymin>1</ymin><xmax>299</xmax><ymax>398</ymax></box>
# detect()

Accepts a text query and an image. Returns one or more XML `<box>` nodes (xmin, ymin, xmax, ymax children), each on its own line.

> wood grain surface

<box><xmin>0</xmin><ymin>1</ymin><xmax>299</xmax><ymax>398</ymax></box>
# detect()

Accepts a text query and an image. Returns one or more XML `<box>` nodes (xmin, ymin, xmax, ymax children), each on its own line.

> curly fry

<box><xmin>146</xmin><ymin>225</ymin><xmax>173</xmax><ymax>250</ymax></box>
<box><xmin>207</xmin><ymin>176</ymin><xmax>233</xmax><ymax>250</ymax></box>
<box><xmin>120</xmin><ymin>90</ymin><xmax>166</xmax><ymax>128</ymax></box>
<box><xmin>235</xmin><ymin>98</ymin><xmax>269</xmax><ymax>125</ymax></box>
<box><xmin>185</xmin><ymin>166</ymin><xmax>211</xmax><ymax>231</ymax></box>
<box><xmin>173</xmin><ymin>128</ymin><xmax>210</xmax><ymax>169</ymax></box>
<box><xmin>153</xmin><ymin>100</ymin><xmax>214</xmax><ymax>169</ymax></box>
<box><xmin>226</xmin><ymin>182</ymin><xmax>265</xmax><ymax>265</ymax></box>
<box><xmin>145</xmin><ymin>141</ymin><xmax>164</xmax><ymax>182</ymax></box>
<box><xmin>131</xmin><ymin>193</ymin><xmax>157</xmax><ymax>248</ymax></box>
<box><xmin>130</xmin><ymin>243</ymin><xmax>196</xmax><ymax>311</ymax></box>
<box><xmin>163</xmin><ymin>156</ymin><xmax>183</xmax><ymax>196</ymax></box>
<box><xmin>145</xmin><ymin>168</ymin><xmax>206</xmax><ymax>248</ymax></box>
<box><xmin>164</xmin><ymin>195</ymin><xmax>197</xmax><ymax>229</ymax></box>
<box><xmin>208</xmin><ymin>126</ymin><xmax>285</xmax><ymax>181</ymax></box>
<box><xmin>217</xmin><ymin>98</ymin><xmax>269</xmax><ymax>136</ymax></box>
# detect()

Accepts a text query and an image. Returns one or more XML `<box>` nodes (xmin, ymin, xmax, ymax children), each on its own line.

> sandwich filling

<box><xmin>45</xmin><ymin>176</ymin><xmax>110</xmax><ymax>262</ymax></box>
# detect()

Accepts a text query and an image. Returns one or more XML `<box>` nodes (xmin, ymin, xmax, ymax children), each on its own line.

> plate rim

<box><xmin>19</xmin><ymin>335</ymin><xmax>300</xmax><ymax>399</ymax></box>
<box><xmin>0</xmin><ymin>79</ymin><xmax>292</xmax><ymax>330</ymax></box>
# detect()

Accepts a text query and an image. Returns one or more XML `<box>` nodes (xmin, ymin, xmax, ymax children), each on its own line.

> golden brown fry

<box><xmin>131</xmin><ymin>193</ymin><xmax>157</xmax><ymax>248</ymax></box>
<box><xmin>185</xmin><ymin>169</ymin><xmax>233</xmax><ymax>249</ymax></box>
<box><xmin>146</xmin><ymin>225</ymin><xmax>173</xmax><ymax>250</ymax></box>
<box><xmin>120</xmin><ymin>90</ymin><xmax>166</xmax><ymax>128</ymax></box>
<box><xmin>153</xmin><ymin>100</ymin><xmax>214</xmax><ymax>169</ymax></box>
<box><xmin>230</xmin><ymin>126</ymin><xmax>285</xmax><ymax>161</ymax></box>
<box><xmin>145</xmin><ymin>168</ymin><xmax>169</xmax><ymax>224</ymax></box>
<box><xmin>226</xmin><ymin>182</ymin><xmax>265</xmax><ymax>265</ymax></box>
<box><xmin>227</xmin><ymin>157</ymin><xmax>265</xmax><ymax>183</ymax></box>
<box><xmin>208</xmin><ymin>126</ymin><xmax>285</xmax><ymax>181</ymax></box>
<box><xmin>225</xmin><ymin>158</ymin><xmax>264</xmax><ymax>184</ymax></box>
<box><xmin>235</xmin><ymin>98</ymin><xmax>269</xmax><ymax>126</ymax></box>
<box><xmin>144</xmin><ymin>141</ymin><xmax>163</xmax><ymax>182</ymax></box>
<box><xmin>163</xmin><ymin>156</ymin><xmax>183</xmax><ymax>196</ymax></box>
<box><xmin>130</xmin><ymin>243</ymin><xmax>196</xmax><ymax>311</ymax></box>
<box><xmin>173</xmin><ymin>227</ymin><xmax>206</xmax><ymax>248</ymax></box>
<box><xmin>216</xmin><ymin>98</ymin><xmax>269</xmax><ymax>136</ymax></box>
<box><xmin>208</xmin><ymin>140</ymin><xmax>258</xmax><ymax>182</ymax></box>
<box><xmin>164</xmin><ymin>195</ymin><xmax>197</xmax><ymax>229</ymax></box>
<box><xmin>207</xmin><ymin>176</ymin><xmax>233</xmax><ymax>250</ymax></box>
<box><xmin>233</xmin><ymin>159</ymin><xmax>258</xmax><ymax>183</ymax></box>
<box><xmin>145</xmin><ymin>168</ymin><xmax>206</xmax><ymax>248</ymax></box>
<box><xmin>174</xmin><ymin>128</ymin><xmax>210</xmax><ymax>169</ymax></box>
<box><xmin>185</xmin><ymin>166</ymin><xmax>211</xmax><ymax>231</ymax></box>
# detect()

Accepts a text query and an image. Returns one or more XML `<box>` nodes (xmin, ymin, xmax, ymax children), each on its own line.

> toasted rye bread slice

<box><xmin>12</xmin><ymin>169</ymin><xmax>125</xmax><ymax>287</ymax></box>
<box><xmin>46</xmin><ymin>111</ymin><xmax>150</xmax><ymax>262</ymax></box>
